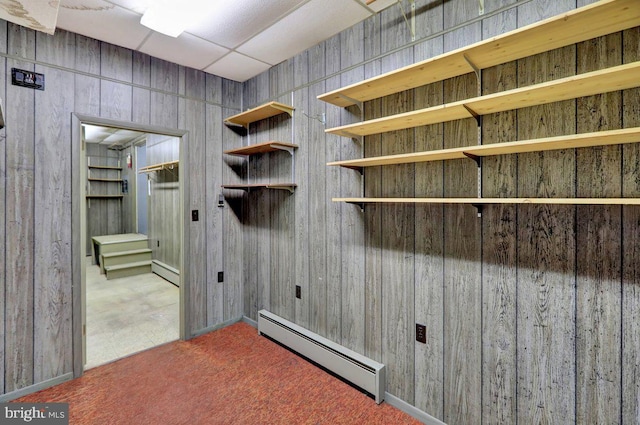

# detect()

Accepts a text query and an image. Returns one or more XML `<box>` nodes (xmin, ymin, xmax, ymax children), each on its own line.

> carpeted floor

<box><xmin>17</xmin><ymin>322</ymin><xmax>421</xmax><ymax>424</ymax></box>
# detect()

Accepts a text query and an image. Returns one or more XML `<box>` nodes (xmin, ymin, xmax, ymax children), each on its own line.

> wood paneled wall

<box><xmin>241</xmin><ymin>0</ymin><xmax>640</xmax><ymax>423</ymax></box>
<box><xmin>0</xmin><ymin>22</ymin><xmax>242</xmax><ymax>397</ymax></box>
<box><xmin>146</xmin><ymin>134</ymin><xmax>180</xmax><ymax>270</ymax></box>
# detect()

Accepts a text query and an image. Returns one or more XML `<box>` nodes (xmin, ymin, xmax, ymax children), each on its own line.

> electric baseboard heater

<box><xmin>257</xmin><ymin>309</ymin><xmax>385</xmax><ymax>404</ymax></box>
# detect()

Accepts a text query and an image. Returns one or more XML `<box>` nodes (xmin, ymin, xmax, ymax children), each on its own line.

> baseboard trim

<box><xmin>152</xmin><ymin>260</ymin><xmax>180</xmax><ymax>286</ymax></box>
<box><xmin>190</xmin><ymin>316</ymin><xmax>244</xmax><ymax>338</ymax></box>
<box><xmin>384</xmin><ymin>392</ymin><xmax>446</xmax><ymax>425</ymax></box>
<box><xmin>242</xmin><ymin>315</ymin><xmax>258</xmax><ymax>328</ymax></box>
<box><xmin>0</xmin><ymin>373</ymin><xmax>74</xmax><ymax>402</ymax></box>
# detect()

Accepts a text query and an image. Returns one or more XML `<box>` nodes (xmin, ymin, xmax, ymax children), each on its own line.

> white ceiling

<box><xmin>50</xmin><ymin>0</ymin><xmax>397</xmax><ymax>82</ymax></box>
<box><xmin>83</xmin><ymin>124</ymin><xmax>146</xmax><ymax>147</ymax></box>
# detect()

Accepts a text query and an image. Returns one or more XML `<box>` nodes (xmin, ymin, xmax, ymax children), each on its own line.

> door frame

<box><xmin>71</xmin><ymin>113</ymin><xmax>190</xmax><ymax>378</ymax></box>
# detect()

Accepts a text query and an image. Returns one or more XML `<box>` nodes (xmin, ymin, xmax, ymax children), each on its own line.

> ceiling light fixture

<box><xmin>140</xmin><ymin>2</ymin><xmax>189</xmax><ymax>37</ymax></box>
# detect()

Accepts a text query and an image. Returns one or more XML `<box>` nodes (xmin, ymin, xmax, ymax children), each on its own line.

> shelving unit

<box><xmin>328</xmin><ymin>128</ymin><xmax>640</xmax><ymax>171</ymax></box>
<box><xmin>224</xmin><ymin>101</ymin><xmax>294</xmax><ymax>128</ymax></box>
<box><xmin>319</xmin><ymin>0</ymin><xmax>640</xmax><ymax>208</ymax></box>
<box><xmin>138</xmin><ymin>159</ymin><xmax>179</xmax><ymax>174</ymax></box>
<box><xmin>318</xmin><ymin>0</ymin><xmax>640</xmax><ymax>107</ymax></box>
<box><xmin>87</xmin><ymin>158</ymin><xmax>123</xmax><ymax>199</ymax></box>
<box><xmin>325</xmin><ymin>62</ymin><xmax>640</xmax><ymax>137</ymax></box>
<box><xmin>222</xmin><ymin>102</ymin><xmax>297</xmax><ymax>194</ymax></box>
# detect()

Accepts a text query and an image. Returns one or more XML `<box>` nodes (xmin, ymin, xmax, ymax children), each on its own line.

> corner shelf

<box><xmin>222</xmin><ymin>183</ymin><xmax>297</xmax><ymax>194</ymax></box>
<box><xmin>328</xmin><ymin>128</ymin><xmax>640</xmax><ymax>170</ymax></box>
<box><xmin>318</xmin><ymin>0</ymin><xmax>640</xmax><ymax>107</ymax></box>
<box><xmin>224</xmin><ymin>101</ymin><xmax>295</xmax><ymax>128</ymax></box>
<box><xmin>224</xmin><ymin>141</ymin><xmax>298</xmax><ymax>156</ymax></box>
<box><xmin>325</xmin><ymin>61</ymin><xmax>640</xmax><ymax>137</ymax></box>
<box><xmin>138</xmin><ymin>159</ymin><xmax>179</xmax><ymax>174</ymax></box>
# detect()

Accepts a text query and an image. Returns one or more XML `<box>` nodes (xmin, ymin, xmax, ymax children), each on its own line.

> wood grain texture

<box><xmin>100</xmin><ymin>80</ymin><xmax>132</xmax><ymax>121</ymax></box>
<box><xmin>36</xmin><ymin>29</ymin><xmax>75</xmax><ymax>69</ymax></box>
<box><xmin>413</xmin><ymin>34</ymin><xmax>445</xmax><ymax>419</ymax></box>
<box><xmin>481</xmin><ymin>62</ymin><xmax>518</xmax><ymax>425</ymax></box>
<box><xmin>325</xmin><ymin>33</ymin><xmax>342</xmax><ymax>344</ymax></box>
<box><xmin>621</xmin><ymin>26</ymin><xmax>640</xmax><ymax>425</ymax></box>
<box><xmin>150</xmin><ymin>92</ymin><xmax>178</xmax><ymax>129</ymax></box>
<box><xmin>100</xmin><ymin>43</ymin><xmax>132</xmax><ymax>83</ymax></box>
<box><xmin>206</xmin><ymin>105</ymin><xmax>224</xmax><ymax>325</ymax></box>
<box><xmin>132</xmin><ymin>50</ymin><xmax>151</xmax><ymax>87</ymax></box>
<box><xmin>380</xmin><ymin>47</ymin><xmax>415</xmax><ymax>404</ymax></box>
<box><xmin>150</xmin><ymin>57</ymin><xmax>179</xmax><ymax>94</ymax></box>
<box><xmin>5</xmin><ymin>54</ymin><xmax>36</xmax><ymax>392</ymax></box>
<box><xmin>516</xmin><ymin>44</ymin><xmax>577</xmax><ymax>424</ymax></box>
<box><xmin>74</xmin><ymin>75</ymin><xmax>100</xmax><ymax>119</ymax></box>
<box><xmin>33</xmin><ymin>66</ymin><xmax>74</xmax><ymax>382</ymax></box>
<box><xmin>363</xmin><ymin>14</ymin><xmax>382</xmax><ymax>364</ymax></box>
<box><xmin>0</xmin><ymin>55</ymin><xmax>6</xmax><ymax>393</ymax></box>
<box><xmin>293</xmin><ymin>51</ymin><xmax>310</xmax><ymax>328</ymax></box>
<box><xmin>132</xmin><ymin>87</ymin><xmax>151</xmax><ymax>125</ymax></box>
<box><xmin>575</xmin><ymin>33</ymin><xmax>623</xmax><ymax>424</ymax></box>
<box><xmin>74</xmin><ymin>35</ymin><xmax>100</xmax><ymax>75</ymax></box>
<box><xmin>180</xmin><ymin>98</ymin><xmax>207</xmax><ymax>334</ymax></box>
<box><xmin>340</xmin><ymin>22</ymin><xmax>365</xmax><ymax>353</ymax></box>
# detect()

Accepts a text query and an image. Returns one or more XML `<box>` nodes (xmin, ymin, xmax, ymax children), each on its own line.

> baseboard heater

<box><xmin>257</xmin><ymin>309</ymin><xmax>385</xmax><ymax>404</ymax></box>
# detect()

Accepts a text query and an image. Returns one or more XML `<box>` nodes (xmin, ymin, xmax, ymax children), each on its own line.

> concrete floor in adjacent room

<box><xmin>85</xmin><ymin>257</ymin><xmax>180</xmax><ymax>369</ymax></box>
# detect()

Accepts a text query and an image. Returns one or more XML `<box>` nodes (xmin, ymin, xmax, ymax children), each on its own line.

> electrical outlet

<box><xmin>416</xmin><ymin>323</ymin><xmax>426</xmax><ymax>344</ymax></box>
<box><xmin>295</xmin><ymin>285</ymin><xmax>301</xmax><ymax>299</ymax></box>
<box><xmin>218</xmin><ymin>271</ymin><xmax>224</xmax><ymax>283</ymax></box>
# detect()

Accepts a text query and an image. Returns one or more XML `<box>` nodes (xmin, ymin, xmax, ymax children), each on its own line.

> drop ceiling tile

<box><xmin>204</xmin><ymin>52</ymin><xmax>271</xmax><ymax>82</ymax></box>
<box><xmin>359</xmin><ymin>0</ymin><xmax>397</xmax><ymax>13</ymax></box>
<box><xmin>138</xmin><ymin>32</ymin><xmax>229</xmax><ymax>71</ymax></box>
<box><xmin>187</xmin><ymin>0</ymin><xmax>306</xmax><ymax>49</ymax></box>
<box><xmin>236</xmin><ymin>0</ymin><xmax>370</xmax><ymax>66</ymax></box>
<box><xmin>103</xmin><ymin>0</ymin><xmax>148</xmax><ymax>14</ymax></box>
<box><xmin>57</xmin><ymin>0</ymin><xmax>150</xmax><ymax>50</ymax></box>
<box><xmin>0</xmin><ymin>0</ymin><xmax>60</xmax><ymax>34</ymax></box>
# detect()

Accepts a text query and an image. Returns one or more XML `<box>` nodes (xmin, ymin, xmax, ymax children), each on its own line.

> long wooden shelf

<box><xmin>88</xmin><ymin>165</ymin><xmax>121</xmax><ymax>170</ymax></box>
<box><xmin>222</xmin><ymin>183</ymin><xmax>297</xmax><ymax>193</ymax></box>
<box><xmin>328</xmin><ymin>127</ymin><xmax>640</xmax><ymax>170</ymax></box>
<box><xmin>224</xmin><ymin>141</ymin><xmax>298</xmax><ymax>156</ymax></box>
<box><xmin>326</xmin><ymin>61</ymin><xmax>640</xmax><ymax>137</ymax></box>
<box><xmin>86</xmin><ymin>195</ymin><xmax>124</xmax><ymax>199</ymax></box>
<box><xmin>224</xmin><ymin>101</ymin><xmax>295</xmax><ymax>128</ymax></box>
<box><xmin>138</xmin><ymin>159</ymin><xmax>179</xmax><ymax>174</ymax></box>
<box><xmin>318</xmin><ymin>0</ymin><xmax>640</xmax><ymax>107</ymax></box>
<box><xmin>335</xmin><ymin>197</ymin><xmax>640</xmax><ymax>205</ymax></box>
<box><xmin>88</xmin><ymin>178</ymin><xmax>124</xmax><ymax>182</ymax></box>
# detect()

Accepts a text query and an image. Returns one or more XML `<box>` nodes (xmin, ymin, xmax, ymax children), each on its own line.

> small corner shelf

<box><xmin>138</xmin><ymin>159</ymin><xmax>179</xmax><ymax>174</ymax></box>
<box><xmin>224</xmin><ymin>141</ymin><xmax>298</xmax><ymax>156</ymax></box>
<box><xmin>224</xmin><ymin>101</ymin><xmax>295</xmax><ymax>129</ymax></box>
<box><xmin>222</xmin><ymin>183</ymin><xmax>297</xmax><ymax>194</ymax></box>
<box><xmin>317</xmin><ymin>0</ymin><xmax>640</xmax><ymax>107</ymax></box>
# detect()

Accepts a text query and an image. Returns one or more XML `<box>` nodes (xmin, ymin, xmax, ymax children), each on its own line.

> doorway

<box><xmin>71</xmin><ymin>114</ymin><xmax>189</xmax><ymax>377</ymax></box>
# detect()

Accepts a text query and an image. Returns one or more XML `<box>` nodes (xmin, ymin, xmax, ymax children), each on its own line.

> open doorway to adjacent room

<box><xmin>79</xmin><ymin>119</ymin><xmax>184</xmax><ymax>370</ymax></box>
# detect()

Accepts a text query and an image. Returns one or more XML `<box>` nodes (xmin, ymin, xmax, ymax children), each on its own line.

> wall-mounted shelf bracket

<box><xmin>462</xmin><ymin>152</ymin><xmax>482</xmax><ymax>167</ymax></box>
<box><xmin>343</xmin><ymin>165</ymin><xmax>364</xmax><ymax>175</ymax></box>
<box><xmin>338</xmin><ymin>94</ymin><xmax>363</xmax><ymax>113</ymax></box>
<box><xmin>472</xmin><ymin>202</ymin><xmax>484</xmax><ymax>217</ymax></box>
<box><xmin>346</xmin><ymin>200</ymin><xmax>365</xmax><ymax>211</ymax></box>
<box><xmin>463</xmin><ymin>104</ymin><xmax>482</xmax><ymax>127</ymax></box>
<box><xmin>478</xmin><ymin>0</ymin><xmax>485</xmax><ymax>15</ymax></box>
<box><xmin>463</xmin><ymin>54</ymin><xmax>481</xmax><ymax>81</ymax></box>
<box><xmin>398</xmin><ymin>0</ymin><xmax>416</xmax><ymax>41</ymax></box>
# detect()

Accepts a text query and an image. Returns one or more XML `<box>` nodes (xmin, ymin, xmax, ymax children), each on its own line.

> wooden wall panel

<box><xmin>180</xmin><ymin>98</ymin><xmax>207</xmax><ymax>333</ymax></box>
<box><xmin>307</xmin><ymin>43</ymin><xmax>327</xmax><ymax>337</ymax></box>
<box><xmin>575</xmin><ymin>33</ymin><xmax>623</xmax><ymax>424</ymax></box>
<box><xmin>132</xmin><ymin>51</ymin><xmax>151</xmax><ymax>87</ymax></box>
<box><xmin>74</xmin><ymin>75</ymin><xmax>100</xmax><ymax>116</ymax></box>
<box><xmin>100</xmin><ymin>80</ymin><xmax>132</xmax><ymax>121</ymax></box>
<box><xmin>413</xmin><ymin>36</ymin><xmax>445</xmax><ymax>417</ymax></box>
<box><xmin>516</xmin><ymin>45</ymin><xmax>577</xmax><ymax>424</ymax></box>
<box><xmin>480</xmin><ymin>9</ymin><xmax>517</xmax><ymax>425</ymax></box>
<box><xmin>150</xmin><ymin>92</ymin><xmax>178</xmax><ymax>129</ymax></box>
<box><xmin>132</xmin><ymin>88</ymin><xmax>151</xmax><ymax>125</ymax></box>
<box><xmin>363</xmin><ymin>14</ymin><xmax>383</xmax><ymax>364</ymax></box>
<box><xmin>33</xmin><ymin>66</ymin><xmax>74</xmax><ymax>382</ymax></box>
<box><xmin>324</xmin><ymin>34</ymin><xmax>342</xmax><ymax>343</ymax></box>
<box><xmin>5</xmin><ymin>24</ymin><xmax>36</xmax><ymax>392</ymax></box>
<box><xmin>36</xmin><ymin>29</ymin><xmax>75</xmax><ymax>69</ymax></box>
<box><xmin>100</xmin><ymin>43</ymin><xmax>132</xmax><ymax>82</ymax></box>
<box><xmin>442</xmin><ymin>21</ymin><xmax>482</xmax><ymax>424</ymax></box>
<box><xmin>74</xmin><ymin>35</ymin><xmax>100</xmax><ymax>75</ymax></box>
<box><xmin>206</xmin><ymin>105</ymin><xmax>224</xmax><ymax>325</ymax></box>
<box><xmin>339</xmin><ymin>23</ymin><xmax>365</xmax><ymax>353</ymax></box>
<box><xmin>380</xmin><ymin>47</ymin><xmax>415</xmax><ymax>404</ymax></box>
<box><xmin>0</xmin><ymin>53</ymin><xmax>5</xmax><ymax>394</ymax></box>
<box><xmin>621</xmin><ymin>26</ymin><xmax>640</xmax><ymax>425</ymax></box>
<box><xmin>293</xmin><ymin>51</ymin><xmax>310</xmax><ymax>328</ymax></box>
